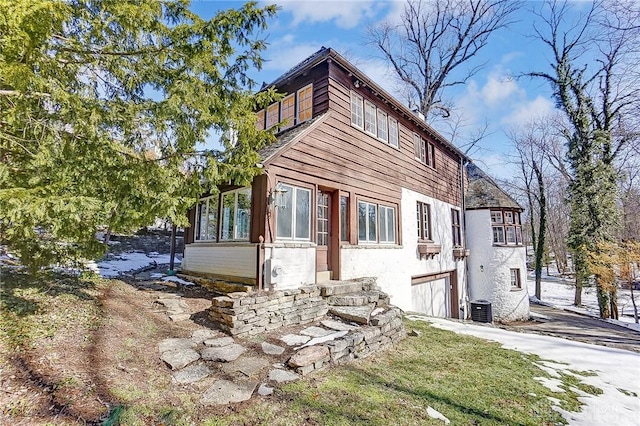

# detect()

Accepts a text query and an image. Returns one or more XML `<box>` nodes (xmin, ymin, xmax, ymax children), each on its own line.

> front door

<box><xmin>316</xmin><ymin>191</ymin><xmax>331</xmax><ymax>280</ymax></box>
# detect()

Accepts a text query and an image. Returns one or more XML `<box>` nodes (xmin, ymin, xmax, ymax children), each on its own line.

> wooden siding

<box><xmin>325</xmin><ymin>64</ymin><xmax>463</xmax><ymax>206</ymax></box>
<box><xmin>272</xmin><ymin>62</ymin><xmax>330</xmax><ymax>119</ymax></box>
<box><xmin>183</xmin><ymin>245</ymin><xmax>257</xmax><ymax>279</ymax></box>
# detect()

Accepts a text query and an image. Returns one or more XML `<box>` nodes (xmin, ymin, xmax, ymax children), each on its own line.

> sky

<box><xmin>189</xmin><ymin>0</ymin><xmax>587</xmax><ymax>179</ymax></box>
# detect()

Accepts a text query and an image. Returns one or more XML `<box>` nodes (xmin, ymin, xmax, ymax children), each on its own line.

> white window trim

<box><xmin>377</xmin><ymin>110</ymin><xmax>388</xmax><ymax>142</ymax></box>
<box><xmin>388</xmin><ymin>117</ymin><xmax>399</xmax><ymax>148</ymax></box>
<box><xmin>364</xmin><ymin>101</ymin><xmax>377</xmax><ymax>137</ymax></box>
<box><xmin>220</xmin><ymin>187</ymin><xmax>251</xmax><ymax>241</ymax></box>
<box><xmin>358</xmin><ymin>200</ymin><xmax>377</xmax><ymax>244</ymax></box>
<box><xmin>276</xmin><ymin>184</ymin><xmax>311</xmax><ymax>241</ymax></box>
<box><xmin>378</xmin><ymin>205</ymin><xmax>396</xmax><ymax>244</ymax></box>
<box><xmin>350</xmin><ymin>91</ymin><xmax>364</xmax><ymax>129</ymax></box>
<box><xmin>195</xmin><ymin>195</ymin><xmax>218</xmax><ymax>241</ymax></box>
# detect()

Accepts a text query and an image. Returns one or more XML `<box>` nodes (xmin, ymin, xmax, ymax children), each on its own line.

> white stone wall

<box><xmin>182</xmin><ymin>243</ymin><xmax>256</xmax><ymax>278</ymax></box>
<box><xmin>341</xmin><ymin>188</ymin><xmax>466</xmax><ymax>316</ymax></box>
<box><xmin>465</xmin><ymin>209</ymin><xmax>529</xmax><ymax>321</ymax></box>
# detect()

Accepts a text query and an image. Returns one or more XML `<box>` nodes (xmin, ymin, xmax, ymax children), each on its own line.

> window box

<box><xmin>418</xmin><ymin>243</ymin><xmax>441</xmax><ymax>259</ymax></box>
<box><xmin>453</xmin><ymin>247</ymin><xmax>470</xmax><ymax>259</ymax></box>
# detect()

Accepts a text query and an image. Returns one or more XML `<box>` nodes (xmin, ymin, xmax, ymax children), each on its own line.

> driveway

<box><xmin>498</xmin><ymin>303</ymin><xmax>640</xmax><ymax>353</ymax></box>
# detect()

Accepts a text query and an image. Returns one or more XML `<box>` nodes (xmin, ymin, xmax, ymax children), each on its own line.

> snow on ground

<box><xmin>529</xmin><ymin>271</ymin><xmax>640</xmax><ymax>331</ymax></box>
<box><xmin>407</xmin><ymin>315</ymin><xmax>640</xmax><ymax>426</ymax></box>
<box><xmin>88</xmin><ymin>252</ymin><xmax>181</xmax><ymax>278</ymax></box>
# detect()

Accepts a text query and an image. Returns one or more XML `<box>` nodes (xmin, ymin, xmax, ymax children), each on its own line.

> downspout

<box><xmin>460</xmin><ymin>157</ymin><xmax>471</xmax><ymax>320</ymax></box>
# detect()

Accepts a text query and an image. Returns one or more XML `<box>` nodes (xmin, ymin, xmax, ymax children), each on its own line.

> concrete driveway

<box><xmin>498</xmin><ymin>303</ymin><xmax>640</xmax><ymax>353</ymax></box>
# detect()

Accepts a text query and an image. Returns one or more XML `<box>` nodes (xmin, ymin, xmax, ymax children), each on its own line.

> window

<box><xmin>377</xmin><ymin>110</ymin><xmax>388</xmax><ymax>142</ymax></box>
<box><xmin>340</xmin><ymin>195</ymin><xmax>349</xmax><ymax>242</ymax></box>
<box><xmin>504</xmin><ymin>211</ymin><xmax>514</xmax><ymax>224</ymax></box>
<box><xmin>266</xmin><ymin>102</ymin><xmax>279</xmax><ymax>129</ymax></box>
<box><xmin>297</xmin><ymin>84</ymin><xmax>313</xmax><ymax>123</ymax></box>
<box><xmin>491</xmin><ymin>211</ymin><xmax>503</xmax><ymax>224</ymax></box>
<box><xmin>414</xmin><ymin>133</ymin><xmax>435</xmax><ymax>167</ymax></box>
<box><xmin>357</xmin><ymin>201</ymin><xmax>396</xmax><ymax>244</ymax></box>
<box><xmin>276</xmin><ymin>184</ymin><xmax>311</xmax><ymax>240</ymax></box>
<box><xmin>378</xmin><ymin>205</ymin><xmax>396</xmax><ymax>243</ymax></box>
<box><xmin>491</xmin><ymin>209</ymin><xmax>523</xmax><ymax>245</ymax></box>
<box><xmin>350</xmin><ymin>92</ymin><xmax>399</xmax><ymax>148</ymax></box>
<box><xmin>492</xmin><ymin>226</ymin><xmax>505</xmax><ymax>244</ymax></box>
<box><xmin>196</xmin><ymin>195</ymin><xmax>219</xmax><ymax>241</ymax></box>
<box><xmin>351</xmin><ymin>92</ymin><xmax>364</xmax><ymax>129</ymax></box>
<box><xmin>358</xmin><ymin>201</ymin><xmax>377</xmax><ymax>243</ymax></box>
<box><xmin>452</xmin><ymin>209</ymin><xmax>461</xmax><ymax>246</ymax></box>
<box><xmin>220</xmin><ymin>188</ymin><xmax>251</xmax><ymax>241</ymax></box>
<box><xmin>364</xmin><ymin>101</ymin><xmax>376</xmax><ymax>136</ymax></box>
<box><xmin>510</xmin><ymin>268</ymin><xmax>522</xmax><ymax>289</ymax></box>
<box><xmin>417</xmin><ymin>201</ymin><xmax>431</xmax><ymax>241</ymax></box>
<box><xmin>413</xmin><ymin>133</ymin><xmax>427</xmax><ymax>163</ymax></box>
<box><xmin>256</xmin><ymin>109</ymin><xmax>265</xmax><ymax>131</ymax></box>
<box><xmin>388</xmin><ymin>118</ymin><xmax>399</xmax><ymax>148</ymax></box>
<box><xmin>280</xmin><ymin>93</ymin><xmax>295</xmax><ymax>130</ymax></box>
<box><xmin>427</xmin><ymin>142</ymin><xmax>435</xmax><ymax>168</ymax></box>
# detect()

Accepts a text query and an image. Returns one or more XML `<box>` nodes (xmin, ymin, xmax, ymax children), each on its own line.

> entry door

<box><xmin>316</xmin><ymin>191</ymin><xmax>331</xmax><ymax>273</ymax></box>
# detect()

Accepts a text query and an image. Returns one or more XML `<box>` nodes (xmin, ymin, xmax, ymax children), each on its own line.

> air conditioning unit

<box><xmin>470</xmin><ymin>300</ymin><xmax>492</xmax><ymax>323</ymax></box>
<box><xmin>264</xmin><ymin>259</ymin><xmax>284</xmax><ymax>286</ymax></box>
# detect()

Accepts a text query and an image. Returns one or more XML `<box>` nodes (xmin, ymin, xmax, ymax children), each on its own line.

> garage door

<box><xmin>411</xmin><ymin>277</ymin><xmax>450</xmax><ymax>317</ymax></box>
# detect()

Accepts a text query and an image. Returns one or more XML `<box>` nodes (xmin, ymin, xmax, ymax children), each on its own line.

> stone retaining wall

<box><xmin>289</xmin><ymin>307</ymin><xmax>406</xmax><ymax>376</ymax></box>
<box><xmin>209</xmin><ymin>286</ymin><xmax>328</xmax><ymax>336</ymax></box>
<box><xmin>209</xmin><ymin>286</ymin><xmax>406</xmax><ymax>376</ymax></box>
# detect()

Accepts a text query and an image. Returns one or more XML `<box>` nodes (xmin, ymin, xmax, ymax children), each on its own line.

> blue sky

<box><xmin>191</xmin><ymin>0</ymin><xmax>584</xmax><ymax>178</ymax></box>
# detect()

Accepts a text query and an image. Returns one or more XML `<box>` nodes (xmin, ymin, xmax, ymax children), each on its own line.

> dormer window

<box><xmin>256</xmin><ymin>84</ymin><xmax>314</xmax><ymax>132</ymax></box>
<box><xmin>297</xmin><ymin>84</ymin><xmax>313</xmax><ymax>123</ymax></box>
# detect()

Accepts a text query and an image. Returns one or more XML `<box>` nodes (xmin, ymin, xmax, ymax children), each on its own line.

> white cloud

<box><xmin>501</xmin><ymin>96</ymin><xmax>555</xmax><ymax>127</ymax></box>
<box><xmin>275</xmin><ymin>0</ymin><xmax>381</xmax><ymax>29</ymax></box>
<box><xmin>262</xmin><ymin>40</ymin><xmax>323</xmax><ymax>72</ymax></box>
<box><xmin>481</xmin><ymin>71</ymin><xmax>523</xmax><ymax>105</ymax></box>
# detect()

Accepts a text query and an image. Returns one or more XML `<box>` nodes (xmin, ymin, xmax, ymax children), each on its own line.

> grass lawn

<box><xmin>0</xmin><ymin>269</ymin><xmax>592</xmax><ymax>425</ymax></box>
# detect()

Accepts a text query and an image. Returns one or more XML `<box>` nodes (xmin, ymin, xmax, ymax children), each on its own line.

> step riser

<box><xmin>319</xmin><ymin>278</ymin><xmax>378</xmax><ymax>296</ymax></box>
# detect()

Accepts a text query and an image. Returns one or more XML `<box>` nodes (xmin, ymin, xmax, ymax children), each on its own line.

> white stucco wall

<box><xmin>182</xmin><ymin>243</ymin><xmax>256</xmax><ymax>278</ymax></box>
<box><xmin>263</xmin><ymin>244</ymin><xmax>316</xmax><ymax>290</ymax></box>
<box><xmin>341</xmin><ymin>188</ymin><xmax>467</xmax><ymax>317</ymax></box>
<box><xmin>465</xmin><ymin>209</ymin><xmax>529</xmax><ymax>322</ymax></box>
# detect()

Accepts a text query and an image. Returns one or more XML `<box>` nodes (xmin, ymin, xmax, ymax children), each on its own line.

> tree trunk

<box><xmin>533</xmin><ymin>160</ymin><xmax>546</xmax><ymax>301</ymax></box>
<box><xmin>573</xmin><ymin>251</ymin><xmax>586</xmax><ymax>306</ymax></box>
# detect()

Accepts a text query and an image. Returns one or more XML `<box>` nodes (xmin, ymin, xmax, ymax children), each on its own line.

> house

<box><xmin>465</xmin><ymin>163</ymin><xmax>529</xmax><ymax>321</ymax></box>
<box><xmin>181</xmin><ymin>47</ymin><xmax>528</xmax><ymax>322</ymax></box>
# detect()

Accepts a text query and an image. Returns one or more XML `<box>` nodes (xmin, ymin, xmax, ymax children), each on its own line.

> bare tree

<box><xmin>508</xmin><ymin>119</ymin><xmax>553</xmax><ymax>300</ymax></box>
<box><xmin>528</xmin><ymin>0</ymin><xmax>640</xmax><ymax>317</ymax></box>
<box><xmin>367</xmin><ymin>0</ymin><xmax>522</xmax><ymax>121</ymax></box>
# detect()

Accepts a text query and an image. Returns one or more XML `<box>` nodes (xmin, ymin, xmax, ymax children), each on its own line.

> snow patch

<box><xmin>426</xmin><ymin>406</ymin><xmax>450</xmax><ymax>424</ymax></box>
<box><xmin>409</xmin><ymin>315</ymin><xmax>640</xmax><ymax>426</ymax></box>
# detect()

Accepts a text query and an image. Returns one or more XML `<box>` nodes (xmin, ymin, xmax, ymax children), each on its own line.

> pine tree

<box><xmin>0</xmin><ymin>0</ymin><xmax>279</xmax><ymax>269</ymax></box>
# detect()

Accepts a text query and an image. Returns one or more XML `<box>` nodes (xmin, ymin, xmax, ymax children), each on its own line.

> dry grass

<box><xmin>0</xmin><ymin>269</ymin><xmax>589</xmax><ymax>425</ymax></box>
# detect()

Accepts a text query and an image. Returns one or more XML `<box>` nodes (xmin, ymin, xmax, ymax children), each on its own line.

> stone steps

<box><xmin>319</xmin><ymin>278</ymin><xmax>391</xmax><ymax>325</ymax></box>
<box><xmin>318</xmin><ymin>277</ymin><xmax>378</xmax><ymax>296</ymax></box>
<box><xmin>326</xmin><ymin>290</ymin><xmax>390</xmax><ymax>307</ymax></box>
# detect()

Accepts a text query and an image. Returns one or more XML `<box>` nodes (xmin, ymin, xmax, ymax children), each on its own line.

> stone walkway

<box><xmin>154</xmin><ymin>294</ymin><xmax>366</xmax><ymax>405</ymax></box>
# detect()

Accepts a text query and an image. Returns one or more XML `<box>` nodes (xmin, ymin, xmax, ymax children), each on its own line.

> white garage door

<box><xmin>411</xmin><ymin>277</ymin><xmax>450</xmax><ymax>317</ymax></box>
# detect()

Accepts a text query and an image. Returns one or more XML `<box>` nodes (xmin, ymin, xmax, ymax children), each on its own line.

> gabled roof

<box><xmin>258</xmin><ymin>113</ymin><xmax>329</xmax><ymax>166</ymax></box>
<box><xmin>465</xmin><ymin>162</ymin><xmax>523</xmax><ymax>210</ymax></box>
<box><xmin>261</xmin><ymin>46</ymin><xmax>468</xmax><ymax>162</ymax></box>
